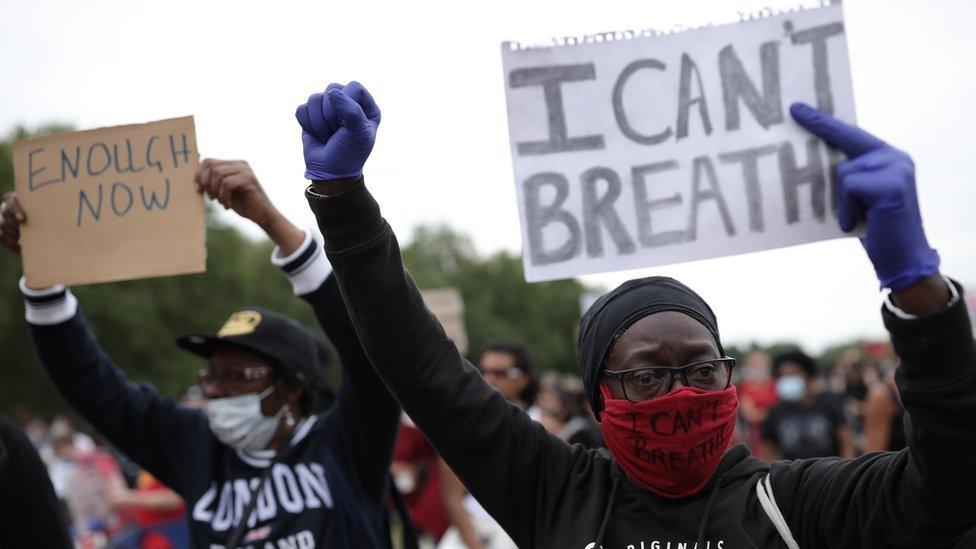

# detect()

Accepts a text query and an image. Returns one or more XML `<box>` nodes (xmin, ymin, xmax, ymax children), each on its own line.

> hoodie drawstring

<box><xmin>696</xmin><ymin>476</ymin><xmax>724</xmax><ymax>549</ymax></box>
<box><xmin>594</xmin><ymin>470</ymin><xmax>621</xmax><ymax>548</ymax></box>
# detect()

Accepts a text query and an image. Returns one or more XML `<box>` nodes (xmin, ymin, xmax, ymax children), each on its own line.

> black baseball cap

<box><xmin>176</xmin><ymin>307</ymin><xmax>329</xmax><ymax>391</ymax></box>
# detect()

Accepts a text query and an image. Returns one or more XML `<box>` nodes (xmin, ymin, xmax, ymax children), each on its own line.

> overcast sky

<box><xmin>2</xmin><ymin>0</ymin><xmax>974</xmax><ymax>352</ymax></box>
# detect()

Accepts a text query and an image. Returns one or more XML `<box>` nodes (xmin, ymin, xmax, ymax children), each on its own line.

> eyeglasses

<box><xmin>601</xmin><ymin>357</ymin><xmax>736</xmax><ymax>402</ymax></box>
<box><xmin>480</xmin><ymin>367</ymin><xmax>524</xmax><ymax>380</ymax></box>
<box><xmin>197</xmin><ymin>366</ymin><xmax>275</xmax><ymax>392</ymax></box>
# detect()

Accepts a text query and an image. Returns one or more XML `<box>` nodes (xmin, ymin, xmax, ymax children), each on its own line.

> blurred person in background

<box><xmin>109</xmin><ymin>468</ymin><xmax>189</xmax><ymax>549</ymax></box>
<box><xmin>537</xmin><ymin>373</ymin><xmax>604</xmax><ymax>449</ymax></box>
<box><xmin>760</xmin><ymin>350</ymin><xmax>854</xmax><ymax>461</ymax></box>
<box><xmin>0</xmin><ymin>159</ymin><xmax>400</xmax><ymax>547</ymax></box>
<box><xmin>736</xmin><ymin>350</ymin><xmax>778</xmax><ymax>451</ymax></box>
<box><xmin>49</xmin><ymin>426</ymin><xmax>128</xmax><ymax>544</ymax></box>
<box><xmin>0</xmin><ymin>413</ymin><xmax>72</xmax><ymax>547</ymax></box>
<box><xmin>862</xmin><ymin>368</ymin><xmax>907</xmax><ymax>454</ymax></box>
<box><xmin>476</xmin><ymin>340</ymin><xmax>539</xmax><ymax>418</ymax></box>
<box><xmin>391</xmin><ymin>413</ymin><xmax>449</xmax><ymax>547</ymax></box>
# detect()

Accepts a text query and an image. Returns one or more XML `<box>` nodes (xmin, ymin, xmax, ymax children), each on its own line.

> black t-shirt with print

<box><xmin>761</xmin><ymin>392</ymin><xmax>846</xmax><ymax>460</ymax></box>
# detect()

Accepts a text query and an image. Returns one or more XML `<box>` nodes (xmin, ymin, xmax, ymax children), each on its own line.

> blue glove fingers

<box><xmin>343</xmin><ymin>81</ymin><xmax>382</xmax><ymax>123</ymax></box>
<box><xmin>836</xmin><ymin>170</ymin><xmax>869</xmax><ymax>232</ymax></box>
<box><xmin>320</xmin><ymin>83</ymin><xmax>344</xmax><ymax>133</ymax></box>
<box><xmin>790</xmin><ymin>102</ymin><xmax>886</xmax><ymax>158</ymax></box>
<box><xmin>295</xmin><ymin>103</ymin><xmax>315</xmax><ymax>135</ymax></box>
<box><xmin>305</xmin><ymin>92</ymin><xmax>336</xmax><ymax>142</ymax></box>
<box><xmin>328</xmin><ymin>89</ymin><xmax>369</xmax><ymax>132</ymax></box>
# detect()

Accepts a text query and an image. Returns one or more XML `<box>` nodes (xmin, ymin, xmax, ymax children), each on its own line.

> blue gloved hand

<box><xmin>295</xmin><ymin>81</ymin><xmax>381</xmax><ymax>180</ymax></box>
<box><xmin>790</xmin><ymin>102</ymin><xmax>939</xmax><ymax>291</ymax></box>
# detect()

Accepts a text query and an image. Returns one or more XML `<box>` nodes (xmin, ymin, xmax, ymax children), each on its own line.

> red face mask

<box><xmin>599</xmin><ymin>384</ymin><xmax>738</xmax><ymax>499</ymax></box>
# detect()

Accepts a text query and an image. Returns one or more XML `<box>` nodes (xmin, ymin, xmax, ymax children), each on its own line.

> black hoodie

<box><xmin>307</xmin><ymin>179</ymin><xmax>976</xmax><ymax>549</ymax></box>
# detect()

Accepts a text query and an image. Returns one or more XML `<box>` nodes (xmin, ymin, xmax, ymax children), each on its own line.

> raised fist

<box><xmin>791</xmin><ymin>103</ymin><xmax>939</xmax><ymax>291</ymax></box>
<box><xmin>194</xmin><ymin>159</ymin><xmax>280</xmax><ymax>227</ymax></box>
<box><xmin>296</xmin><ymin>81</ymin><xmax>381</xmax><ymax>181</ymax></box>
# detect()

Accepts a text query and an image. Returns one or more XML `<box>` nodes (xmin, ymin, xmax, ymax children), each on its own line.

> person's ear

<box><xmin>278</xmin><ymin>376</ymin><xmax>304</xmax><ymax>404</ymax></box>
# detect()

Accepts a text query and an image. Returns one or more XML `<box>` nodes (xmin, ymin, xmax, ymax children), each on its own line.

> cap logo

<box><xmin>218</xmin><ymin>310</ymin><xmax>262</xmax><ymax>337</ymax></box>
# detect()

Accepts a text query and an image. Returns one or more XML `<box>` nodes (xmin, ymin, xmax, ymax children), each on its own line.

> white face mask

<box><xmin>207</xmin><ymin>386</ymin><xmax>286</xmax><ymax>451</ymax></box>
<box><xmin>776</xmin><ymin>375</ymin><xmax>807</xmax><ymax>402</ymax></box>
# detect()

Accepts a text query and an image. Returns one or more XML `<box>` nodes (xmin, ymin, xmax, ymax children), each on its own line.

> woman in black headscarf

<box><xmin>293</xmin><ymin>82</ymin><xmax>976</xmax><ymax>548</ymax></box>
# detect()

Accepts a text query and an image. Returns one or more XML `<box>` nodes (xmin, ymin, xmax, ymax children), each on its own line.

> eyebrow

<box><xmin>618</xmin><ymin>339</ymin><xmax>718</xmax><ymax>366</ymax></box>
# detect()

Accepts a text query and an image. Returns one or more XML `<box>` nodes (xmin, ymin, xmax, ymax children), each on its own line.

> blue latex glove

<box><xmin>790</xmin><ymin>102</ymin><xmax>939</xmax><ymax>291</ymax></box>
<box><xmin>295</xmin><ymin>81</ymin><xmax>381</xmax><ymax>180</ymax></box>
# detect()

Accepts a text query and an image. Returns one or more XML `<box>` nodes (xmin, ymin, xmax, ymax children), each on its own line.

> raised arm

<box><xmin>771</xmin><ymin>105</ymin><xmax>976</xmax><ymax>547</ymax></box>
<box><xmin>1</xmin><ymin>193</ymin><xmax>209</xmax><ymax>494</ymax></box>
<box><xmin>198</xmin><ymin>158</ymin><xmax>401</xmax><ymax>502</ymax></box>
<box><xmin>294</xmin><ymin>82</ymin><xmax>578</xmax><ymax>546</ymax></box>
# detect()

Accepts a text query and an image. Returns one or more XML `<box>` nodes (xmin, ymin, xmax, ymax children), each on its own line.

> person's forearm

<box><xmin>890</xmin><ymin>274</ymin><xmax>951</xmax><ymax>316</ymax></box>
<box><xmin>260</xmin><ymin>211</ymin><xmax>305</xmax><ymax>256</ymax></box>
<box><xmin>453</xmin><ymin>509</ymin><xmax>486</xmax><ymax>549</ymax></box>
<box><xmin>312</xmin><ymin>178</ymin><xmax>360</xmax><ymax>196</ymax></box>
<box><xmin>118</xmin><ymin>489</ymin><xmax>184</xmax><ymax>511</ymax></box>
<box><xmin>887</xmin><ymin>279</ymin><xmax>976</xmax><ymax>525</ymax></box>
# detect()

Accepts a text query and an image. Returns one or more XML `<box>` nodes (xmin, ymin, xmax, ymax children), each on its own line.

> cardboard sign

<box><xmin>421</xmin><ymin>288</ymin><xmax>468</xmax><ymax>355</ymax></box>
<box><xmin>502</xmin><ymin>4</ymin><xmax>854</xmax><ymax>282</ymax></box>
<box><xmin>13</xmin><ymin>117</ymin><xmax>206</xmax><ymax>287</ymax></box>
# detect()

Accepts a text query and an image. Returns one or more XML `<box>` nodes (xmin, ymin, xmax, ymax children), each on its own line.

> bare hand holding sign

<box><xmin>12</xmin><ymin>117</ymin><xmax>205</xmax><ymax>287</ymax></box>
<box><xmin>502</xmin><ymin>4</ymin><xmax>854</xmax><ymax>281</ymax></box>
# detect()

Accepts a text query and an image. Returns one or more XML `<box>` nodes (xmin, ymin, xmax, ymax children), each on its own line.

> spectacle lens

<box><xmin>622</xmin><ymin>360</ymin><xmax>731</xmax><ymax>401</ymax></box>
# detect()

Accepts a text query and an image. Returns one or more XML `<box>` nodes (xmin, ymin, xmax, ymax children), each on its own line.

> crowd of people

<box><xmin>0</xmin><ymin>80</ymin><xmax>974</xmax><ymax>548</ymax></box>
<box><xmin>12</xmin><ymin>412</ymin><xmax>191</xmax><ymax>548</ymax></box>
<box><xmin>5</xmin><ymin>336</ymin><xmax>925</xmax><ymax>548</ymax></box>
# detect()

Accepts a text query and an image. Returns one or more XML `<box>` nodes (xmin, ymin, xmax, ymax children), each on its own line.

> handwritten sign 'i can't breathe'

<box><xmin>13</xmin><ymin>117</ymin><xmax>206</xmax><ymax>287</ymax></box>
<box><xmin>502</xmin><ymin>3</ymin><xmax>854</xmax><ymax>282</ymax></box>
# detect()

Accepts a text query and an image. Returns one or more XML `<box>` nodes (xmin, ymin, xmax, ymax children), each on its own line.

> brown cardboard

<box><xmin>12</xmin><ymin>116</ymin><xmax>205</xmax><ymax>287</ymax></box>
<box><xmin>421</xmin><ymin>288</ymin><xmax>468</xmax><ymax>355</ymax></box>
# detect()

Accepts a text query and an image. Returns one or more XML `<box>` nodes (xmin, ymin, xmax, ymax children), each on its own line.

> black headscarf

<box><xmin>577</xmin><ymin>276</ymin><xmax>724</xmax><ymax>418</ymax></box>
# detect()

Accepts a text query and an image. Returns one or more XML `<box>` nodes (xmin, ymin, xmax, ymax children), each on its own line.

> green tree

<box><xmin>402</xmin><ymin>224</ymin><xmax>591</xmax><ymax>374</ymax></box>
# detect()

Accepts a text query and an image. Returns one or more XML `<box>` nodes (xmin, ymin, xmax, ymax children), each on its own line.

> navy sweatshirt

<box><xmin>306</xmin><ymin>179</ymin><xmax>976</xmax><ymax>549</ymax></box>
<box><xmin>23</xmin><ymin>232</ymin><xmax>400</xmax><ymax>548</ymax></box>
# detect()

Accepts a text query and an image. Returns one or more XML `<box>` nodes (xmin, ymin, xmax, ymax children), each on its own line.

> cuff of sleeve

<box><xmin>20</xmin><ymin>277</ymin><xmax>78</xmax><ymax>326</ymax></box>
<box><xmin>270</xmin><ymin>230</ymin><xmax>333</xmax><ymax>296</ymax></box>
<box><xmin>304</xmin><ymin>178</ymin><xmax>387</xmax><ymax>253</ymax></box>
<box><xmin>884</xmin><ymin>278</ymin><xmax>975</xmax><ymax>380</ymax></box>
<box><xmin>883</xmin><ymin>275</ymin><xmax>960</xmax><ymax>320</ymax></box>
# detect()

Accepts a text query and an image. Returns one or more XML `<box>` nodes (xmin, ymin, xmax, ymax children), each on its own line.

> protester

<box><xmin>476</xmin><ymin>340</ymin><xmax>539</xmax><ymax>418</ymax></box>
<box><xmin>391</xmin><ymin>413</ymin><xmax>449</xmax><ymax>546</ymax></box>
<box><xmin>0</xmin><ymin>413</ymin><xmax>72</xmax><ymax>548</ymax></box>
<box><xmin>50</xmin><ymin>428</ymin><xmax>127</xmax><ymax>541</ymax></box>
<box><xmin>735</xmin><ymin>350</ymin><xmax>778</xmax><ymax>450</ymax></box>
<box><xmin>537</xmin><ymin>373</ymin><xmax>604</xmax><ymax>449</ymax></box>
<box><xmin>109</xmin><ymin>469</ymin><xmax>190</xmax><ymax>549</ymax></box>
<box><xmin>759</xmin><ymin>350</ymin><xmax>854</xmax><ymax>461</ymax></box>
<box><xmin>294</xmin><ymin>81</ymin><xmax>976</xmax><ymax>547</ymax></box>
<box><xmin>0</xmin><ymin>159</ymin><xmax>400</xmax><ymax>547</ymax></box>
<box><xmin>862</xmin><ymin>368</ymin><xmax>907</xmax><ymax>453</ymax></box>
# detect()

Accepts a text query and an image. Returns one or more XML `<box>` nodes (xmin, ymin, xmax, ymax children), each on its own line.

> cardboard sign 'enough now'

<box><xmin>13</xmin><ymin>117</ymin><xmax>206</xmax><ymax>287</ymax></box>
